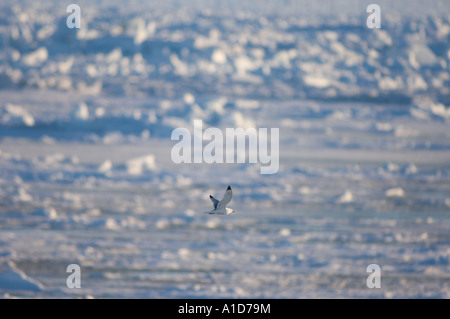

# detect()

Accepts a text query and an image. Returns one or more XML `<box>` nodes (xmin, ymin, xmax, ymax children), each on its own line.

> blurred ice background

<box><xmin>0</xmin><ymin>0</ymin><xmax>450</xmax><ymax>298</ymax></box>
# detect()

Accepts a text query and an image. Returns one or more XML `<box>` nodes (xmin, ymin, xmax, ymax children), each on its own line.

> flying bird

<box><xmin>204</xmin><ymin>185</ymin><xmax>235</xmax><ymax>215</ymax></box>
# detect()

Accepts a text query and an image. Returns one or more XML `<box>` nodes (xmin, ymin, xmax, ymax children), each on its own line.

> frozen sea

<box><xmin>0</xmin><ymin>0</ymin><xmax>450</xmax><ymax>298</ymax></box>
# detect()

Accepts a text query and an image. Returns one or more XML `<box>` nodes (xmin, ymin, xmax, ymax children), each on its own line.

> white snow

<box><xmin>126</xmin><ymin>155</ymin><xmax>157</xmax><ymax>175</ymax></box>
<box><xmin>72</xmin><ymin>103</ymin><xmax>90</xmax><ymax>121</ymax></box>
<box><xmin>211</xmin><ymin>49</ymin><xmax>227</xmax><ymax>64</ymax></box>
<box><xmin>89</xmin><ymin>218</ymin><xmax>121</xmax><ymax>231</ymax></box>
<box><xmin>98</xmin><ymin>160</ymin><xmax>113</xmax><ymax>173</ymax></box>
<box><xmin>0</xmin><ymin>0</ymin><xmax>449</xmax><ymax>299</ymax></box>
<box><xmin>0</xmin><ymin>262</ymin><xmax>43</xmax><ymax>292</ymax></box>
<box><xmin>32</xmin><ymin>207</ymin><xmax>58</xmax><ymax>219</ymax></box>
<box><xmin>385</xmin><ymin>188</ymin><xmax>405</xmax><ymax>197</ymax></box>
<box><xmin>2</xmin><ymin>104</ymin><xmax>35</xmax><ymax>127</ymax></box>
<box><xmin>303</xmin><ymin>75</ymin><xmax>331</xmax><ymax>88</ymax></box>
<box><xmin>22</xmin><ymin>47</ymin><xmax>48</xmax><ymax>67</ymax></box>
<box><xmin>336</xmin><ymin>190</ymin><xmax>354</xmax><ymax>203</ymax></box>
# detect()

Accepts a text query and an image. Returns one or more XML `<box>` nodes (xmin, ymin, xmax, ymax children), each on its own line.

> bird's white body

<box><xmin>206</xmin><ymin>207</ymin><xmax>234</xmax><ymax>215</ymax></box>
<box><xmin>205</xmin><ymin>186</ymin><xmax>235</xmax><ymax>215</ymax></box>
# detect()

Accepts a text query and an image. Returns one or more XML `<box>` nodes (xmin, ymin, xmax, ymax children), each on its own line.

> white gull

<box><xmin>204</xmin><ymin>185</ymin><xmax>235</xmax><ymax>215</ymax></box>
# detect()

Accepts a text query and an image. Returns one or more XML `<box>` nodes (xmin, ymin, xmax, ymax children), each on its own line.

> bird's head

<box><xmin>226</xmin><ymin>208</ymin><xmax>235</xmax><ymax>215</ymax></box>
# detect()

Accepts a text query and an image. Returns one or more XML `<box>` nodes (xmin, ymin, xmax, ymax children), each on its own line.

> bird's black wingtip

<box><xmin>209</xmin><ymin>195</ymin><xmax>213</xmax><ymax>198</ymax></box>
<box><xmin>227</xmin><ymin>185</ymin><xmax>231</xmax><ymax>190</ymax></box>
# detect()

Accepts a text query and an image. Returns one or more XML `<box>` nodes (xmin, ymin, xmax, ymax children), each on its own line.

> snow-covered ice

<box><xmin>1</xmin><ymin>0</ymin><xmax>450</xmax><ymax>299</ymax></box>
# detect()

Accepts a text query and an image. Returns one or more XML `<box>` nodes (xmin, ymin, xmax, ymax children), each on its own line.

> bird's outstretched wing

<box><xmin>209</xmin><ymin>195</ymin><xmax>219</xmax><ymax>209</ymax></box>
<box><xmin>217</xmin><ymin>186</ymin><xmax>232</xmax><ymax>210</ymax></box>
